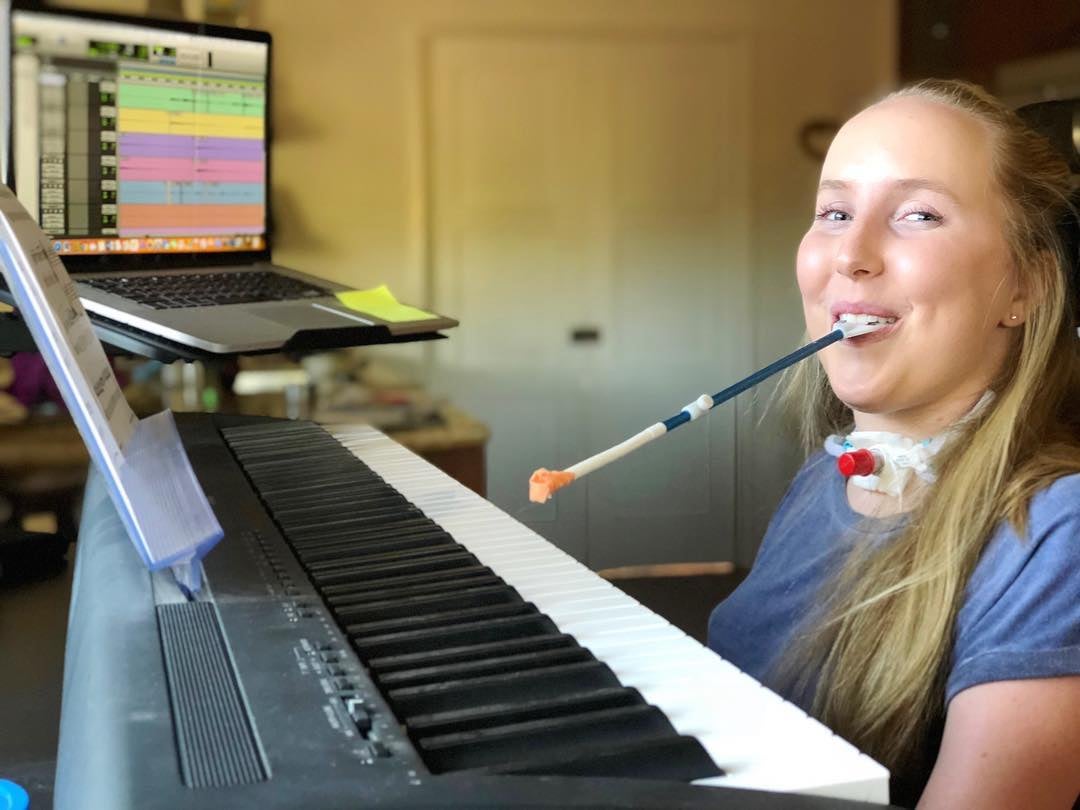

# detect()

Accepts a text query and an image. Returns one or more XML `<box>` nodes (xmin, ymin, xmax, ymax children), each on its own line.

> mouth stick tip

<box><xmin>528</xmin><ymin>468</ymin><xmax>577</xmax><ymax>503</ymax></box>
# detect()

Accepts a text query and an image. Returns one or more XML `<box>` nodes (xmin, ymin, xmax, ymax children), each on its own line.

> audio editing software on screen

<box><xmin>10</xmin><ymin>10</ymin><xmax>269</xmax><ymax>256</ymax></box>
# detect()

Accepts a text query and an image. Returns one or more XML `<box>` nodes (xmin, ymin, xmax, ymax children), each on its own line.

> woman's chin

<box><xmin>831</xmin><ymin>385</ymin><xmax>890</xmax><ymax>415</ymax></box>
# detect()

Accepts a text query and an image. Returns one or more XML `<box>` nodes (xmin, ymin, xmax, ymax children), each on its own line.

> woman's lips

<box><xmin>839</xmin><ymin>318</ymin><xmax>900</xmax><ymax>345</ymax></box>
<box><xmin>830</xmin><ymin>301</ymin><xmax>901</xmax><ymax>321</ymax></box>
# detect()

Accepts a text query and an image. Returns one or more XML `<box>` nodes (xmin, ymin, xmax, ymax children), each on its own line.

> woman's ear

<box><xmin>1000</xmin><ymin>250</ymin><xmax>1053</xmax><ymax>328</ymax></box>
<box><xmin>1000</xmin><ymin>280</ymin><xmax>1029</xmax><ymax>329</ymax></box>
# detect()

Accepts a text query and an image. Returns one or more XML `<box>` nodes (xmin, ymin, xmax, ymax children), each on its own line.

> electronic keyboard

<box><xmin>54</xmin><ymin>413</ymin><xmax>889</xmax><ymax>809</ymax></box>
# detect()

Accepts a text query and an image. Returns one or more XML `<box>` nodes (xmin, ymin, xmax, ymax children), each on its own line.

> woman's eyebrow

<box><xmin>817</xmin><ymin>177</ymin><xmax>960</xmax><ymax>202</ymax></box>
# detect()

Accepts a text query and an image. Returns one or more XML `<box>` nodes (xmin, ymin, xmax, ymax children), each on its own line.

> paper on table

<box><xmin>335</xmin><ymin>284</ymin><xmax>440</xmax><ymax>323</ymax></box>
<box><xmin>0</xmin><ymin>186</ymin><xmax>136</xmax><ymax>462</ymax></box>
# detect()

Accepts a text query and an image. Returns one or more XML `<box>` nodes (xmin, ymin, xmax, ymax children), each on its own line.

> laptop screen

<box><xmin>5</xmin><ymin>4</ymin><xmax>270</xmax><ymax>268</ymax></box>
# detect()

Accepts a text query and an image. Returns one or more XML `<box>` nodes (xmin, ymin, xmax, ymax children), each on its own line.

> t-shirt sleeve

<box><xmin>946</xmin><ymin>476</ymin><xmax>1080</xmax><ymax>704</ymax></box>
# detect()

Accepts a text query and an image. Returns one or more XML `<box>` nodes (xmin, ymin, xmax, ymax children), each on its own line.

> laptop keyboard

<box><xmin>81</xmin><ymin>270</ymin><xmax>331</xmax><ymax>310</ymax></box>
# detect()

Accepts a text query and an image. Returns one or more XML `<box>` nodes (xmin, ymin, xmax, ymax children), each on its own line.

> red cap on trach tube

<box><xmin>837</xmin><ymin>448</ymin><xmax>880</xmax><ymax>478</ymax></box>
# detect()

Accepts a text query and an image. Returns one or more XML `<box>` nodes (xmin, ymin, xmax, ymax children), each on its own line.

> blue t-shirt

<box><xmin>707</xmin><ymin>451</ymin><xmax>1080</xmax><ymax>801</ymax></box>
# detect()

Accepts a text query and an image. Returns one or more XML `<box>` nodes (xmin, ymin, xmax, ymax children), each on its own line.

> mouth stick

<box><xmin>528</xmin><ymin>320</ymin><xmax>883</xmax><ymax>503</ymax></box>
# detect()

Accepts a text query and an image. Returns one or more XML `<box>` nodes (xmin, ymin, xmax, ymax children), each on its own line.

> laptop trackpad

<box><xmin>253</xmin><ymin>303</ymin><xmax>373</xmax><ymax>329</ymax></box>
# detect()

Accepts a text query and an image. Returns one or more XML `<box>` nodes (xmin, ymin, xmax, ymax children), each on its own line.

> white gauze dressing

<box><xmin>824</xmin><ymin>391</ymin><xmax>995</xmax><ymax>496</ymax></box>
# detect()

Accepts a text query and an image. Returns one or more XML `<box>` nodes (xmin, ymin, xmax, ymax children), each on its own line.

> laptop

<box><xmin>2</xmin><ymin>2</ymin><xmax>456</xmax><ymax>353</ymax></box>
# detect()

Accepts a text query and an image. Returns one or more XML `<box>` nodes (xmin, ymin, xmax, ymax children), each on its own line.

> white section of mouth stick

<box><xmin>567</xmin><ymin>422</ymin><xmax>667</xmax><ymax>479</ymax></box>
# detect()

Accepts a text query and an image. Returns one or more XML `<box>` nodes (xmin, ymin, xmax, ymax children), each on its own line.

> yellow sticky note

<box><xmin>335</xmin><ymin>284</ymin><xmax>439</xmax><ymax>323</ymax></box>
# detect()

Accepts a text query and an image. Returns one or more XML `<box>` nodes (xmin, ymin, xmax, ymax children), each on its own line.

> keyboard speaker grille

<box><xmin>157</xmin><ymin>602</ymin><xmax>269</xmax><ymax>787</ymax></box>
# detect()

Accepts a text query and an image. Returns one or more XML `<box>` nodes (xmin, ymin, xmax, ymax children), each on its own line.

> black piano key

<box><xmin>286</xmin><ymin>509</ymin><xmax>426</xmax><ymax>540</ymax></box>
<box><xmin>306</xmin><ymin>542</ymin><xmax>470</xmax><ymax>575</ymax></box>
<box><xmin>251</xmin><ymin>465</ymin><xmax>382</xmax><ymax>488</ymax></box>
<box><xmin>351</xmin><ymin>613</ymin><xmax>558</xmax><ymax>660</ymax></box>
<box><xmin>289</xmin><ymin>524</ymin><xmax>442</xmax><ymax>551</ymax></box>
<box><xmin>377</xmin><ymin>646</ymin><xmax>593</xmax><ymax>689</ymax></box>
<box><xmin>253</xmin><ymin>474</ymin><xmax>384</xmax><ymax>498</ymax></box>
<box><xmin>345</xmin><ymin>601</ymin><xmax>535</xmax><ymax>638</ymax></box>
<box><xmin>226</xmin><ymin>421</ymin><xmax>332</xmax><ymax>439</ymax></box>
<box><xmin>366</xmin><ymin>633</ymin><xmax>579</xmax><ymax>674</ymax></box>
<box><xmin>386</xmin><ymin>661</ymin><xmax>622</xmax><ymax>717</ymax></box>
<box><xmin>298</xmin><ymin>532</ymin><xmax>454</xmax><ymax>564</ymax></box>
<box><xmin>281</xmin><ymin>494</ymin><xmax>416</xmax><ymax>519</ymax></box>
<box><xmin>260</xmin><ymin>483</ymin><xmax>391</xmax><ymax>509</ymax></box>
<box><xmin>272</xmin><ymin>504</ymin><xmax>413</xmax><ymax>531</ymax></box>
<box><xmin>417</xmin><ymin>704</ymin><xmax>676</xmax><ymax>773</ymax></box>
<box><xmin>333</xmin><ymin>585</ymin><xmax>521</xmax><ymax>625</ymax></box>
<box><xmin>489</xmin><ymin>735</ymin><xmax>724</xmax><ymax>781</ymax></box>
<box><xmin>292</xmin><ymin>526</ymin><xmax>442</xmax><ymax>552</ymax></box>
<box><xmin>309</xmin><ymin>548</ymin><xmax>478</xmax><ymax>587</ymax></box>
<box><xmin>242</xmin><ymin>459</ymin><xmax>364</xmax><ymax>480</ymax></box>
<box><xmin>296</xmin><ymin>525</ymin><xmax>451</xmax><ymax>554</ymax></box>
<box><xmin>268</xmin><ymin>490</ymin><xmax>407</xmax><ymax>517</ymax></box>
<box><xmin>286</xmin><ymin>519</ymin><xmax>443</xmax><ymax>549</ymax></box>
<box><xmin>229</xmin><ymin>431</ymin><xmax>350</xmax><ymax>451</ymax></box>
<box><xmin>240</xmin><ymin>455</ymin><xmax>352</xmax><ymax>472</ymax></box>
<box><xmin>326</xmin><ymin>573</ymin><xmax>504</xmax><ymax>609</ymax></box>
<box><xmin>319</xmin><ymin>564</ymin><xmax>496</xmax><ymax>599</ymax></box>
<box><xmin>271</xmin><ymin>483</ymin><xmax>404</xmax><ymax>506</ymax></box>
<box><xmin>403</xmin><ymin>687</ymin><xmax>643</xmax><ymax>737</ymax></box>
<box><xmin>229</xmin><ymin>441</ymin><xmax>346</xmax><ymax>461</ymax></box>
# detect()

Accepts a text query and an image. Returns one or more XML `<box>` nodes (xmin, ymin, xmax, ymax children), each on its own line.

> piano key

<box><xmin>386</xmin><ymin>660</ymin><xmax>623</xmax><ymax>717</ymax></box>
<box><xmin>353</xmin><ymin>613</ymin><xmax>561</xmax><ymax>660</ymax></box>
<box><xmin>320</xmin><ymin>564</ymin><xmax>497</xmax><ymax>599</ymax></box>
<box><xmin>377</xmin><ymin>646</ymin><xmax>595</xmax><ymax>689</ymax></box>
<box><xmin>332</xmin><ymin>584</ymin><xmax>521</xmax><ymax>624</ymax></box>
<box><xmin>488</xmin><ymin>734</ymin><xmax>722</xmax><ymax>781</ymax></box>
<box><xmin>326</xmin><ymin>574</ymin><xmax>504</xmax><ymax>609</ymax></box>
<box><xmin>418</xmin><ymin>704</ymin><xmax>679</xmax><ymax>773</ymax></box>
<box><xmin>368</xmin><ymin>633</ymin><xmax>581</xmax><ymax>673</ymax></box>
<box><xmin>346</xmin><ymin>601</ymin><xmax>536</xmax><ymax>638</ymax></box>
<box><xmin>403</xmin><ymin>686</ymin><xmax>642</xmax><ymax>737</ymax></box>
<box><xmin>299</xmin><ymin>532</ymin><xmax>455</xmax><ymax>563</ymax></box>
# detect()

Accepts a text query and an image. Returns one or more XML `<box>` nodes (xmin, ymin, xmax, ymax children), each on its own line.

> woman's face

<box><xmin>796</xmin><ymin>96</ymin><xmax>1022</xmax><ymax>435</ymax></box>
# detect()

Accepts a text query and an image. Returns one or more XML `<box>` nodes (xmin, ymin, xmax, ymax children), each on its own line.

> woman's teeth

<box><xmin>836</xmin><ymin>313</ymin><xmax>897</xmax><ymax>326</ymax></box>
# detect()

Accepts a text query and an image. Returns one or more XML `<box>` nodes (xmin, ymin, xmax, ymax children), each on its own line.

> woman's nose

<box><xmin>834</xmin><ymin>222</ymin><xmax>885</xmax><ymax>279</ymax></box>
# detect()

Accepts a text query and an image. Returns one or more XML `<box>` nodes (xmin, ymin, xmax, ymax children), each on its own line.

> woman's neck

<box><xmin>850</xmin><ymin>388</ymin><xmax>989</xmax><ymax>439</ymax></box>
<box><xmin>842</xmin><ymin>388</ymin><xmax>992</xmax><ymax>516</ymax></box>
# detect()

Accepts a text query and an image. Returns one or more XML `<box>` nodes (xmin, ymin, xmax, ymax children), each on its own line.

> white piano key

<box><xmin>330</xmin><ymin>425</ymin><xmax>890</xmax><ymax>805</ymax></box>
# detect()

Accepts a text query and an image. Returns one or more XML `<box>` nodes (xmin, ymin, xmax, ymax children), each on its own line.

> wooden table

<box><xmin>0</xmin><ymin>405</ymin><xmax>490</xmax><ymax>517</ymax></box>
<box><xmin>385</xmin><ymin>405</ymin><xmax>489</xmax><ymax>496</ymax></box>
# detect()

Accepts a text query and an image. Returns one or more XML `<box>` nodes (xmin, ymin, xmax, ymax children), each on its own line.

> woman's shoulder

<box><xmin>793</xmin><ymin>449</ymin><xmax>835</xmax><ymax>486</ymax></box>
<box><xmin>949</xmin><ymin>471</ymin><xmax>1080</xmax><ymax>703</ymax></box>
<box><xmin>1024</xmin><ymin>471</ymin><xmax>1080</xmax><ymax>550</ymax></box>
<box><xmin>1032</xmin><ymin>466</ymin><xmax>1080</xmax><ymax>498</ymax></box>
<box><xmin>973</xmin><ymin>471</ymin><xmax>1080</xmax><ymax>583</ymax></box>
<box><xmin>770</xmin><ymin>450</ymin><xmax>838</xmax><ymax>517</ymax></box>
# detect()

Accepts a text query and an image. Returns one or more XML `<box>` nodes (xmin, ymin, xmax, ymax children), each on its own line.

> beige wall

<box><xmin>245</xmin><ymin>0</ymin><xmax>896</xmax><ymax>302</ymax></box>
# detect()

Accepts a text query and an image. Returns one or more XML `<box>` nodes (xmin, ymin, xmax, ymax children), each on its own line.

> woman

<box><xmin>707</xmin><ymin>79</ymin><xmax>1080</xmax><ymax>809</ymax></box>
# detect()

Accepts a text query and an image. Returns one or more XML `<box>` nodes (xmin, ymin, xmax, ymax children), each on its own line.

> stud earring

<box><xmin>1010</xmin><ymin>314</ymin><xmax>1018</xmax><ymax>320</ymax></box>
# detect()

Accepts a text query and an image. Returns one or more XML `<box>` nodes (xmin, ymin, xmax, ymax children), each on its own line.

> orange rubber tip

<box><xmin>528</xmin><ymin>468</ymin><xmax>577</xmax><ymax>503</ymax></box>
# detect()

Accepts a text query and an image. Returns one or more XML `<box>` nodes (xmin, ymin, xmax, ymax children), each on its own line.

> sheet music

<box><xmin>0</xmin><ymin>183</ymin><xmax>221</xmax><ymax>588</ymax></box>
<box><xmin>0</xmin><ymin>185</ymin><xmax>136</xmax><ymax>460</ymax></box>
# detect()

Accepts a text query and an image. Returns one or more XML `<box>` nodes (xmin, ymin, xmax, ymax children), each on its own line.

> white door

<box><xmin>428</xmin><ymin>33</ymin><xmax>751</xmax><ymax>569</ymax></box>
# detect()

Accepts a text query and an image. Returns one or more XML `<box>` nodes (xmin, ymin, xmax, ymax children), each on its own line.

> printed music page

<box><xmin>0</xmin><ymin>184</ymin><xmax>137</xmax><ymax>463</ymax></box>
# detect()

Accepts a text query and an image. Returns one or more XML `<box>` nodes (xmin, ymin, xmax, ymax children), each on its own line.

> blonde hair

<box><xmin>779</xmin><ymin>79</ymin><xmax>1080</xmax><ymax>774</ymax></box>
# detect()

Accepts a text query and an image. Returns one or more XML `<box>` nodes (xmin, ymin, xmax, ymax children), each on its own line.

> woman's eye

<box><xmin>899</xmin><ymin>209</ymin><xmax>942</xmax><ymax>223</ymax></box>
<box><xmin>816</xmin><ymin>207</ymin><xmax>850</xmax><ymax>222</ymax></box>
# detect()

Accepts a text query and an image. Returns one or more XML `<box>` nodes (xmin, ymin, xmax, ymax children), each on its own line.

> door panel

<box><xmin>429</xmin><ymin>33</ymin><xmax>750</xmax><ymax>569</ymax></box>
